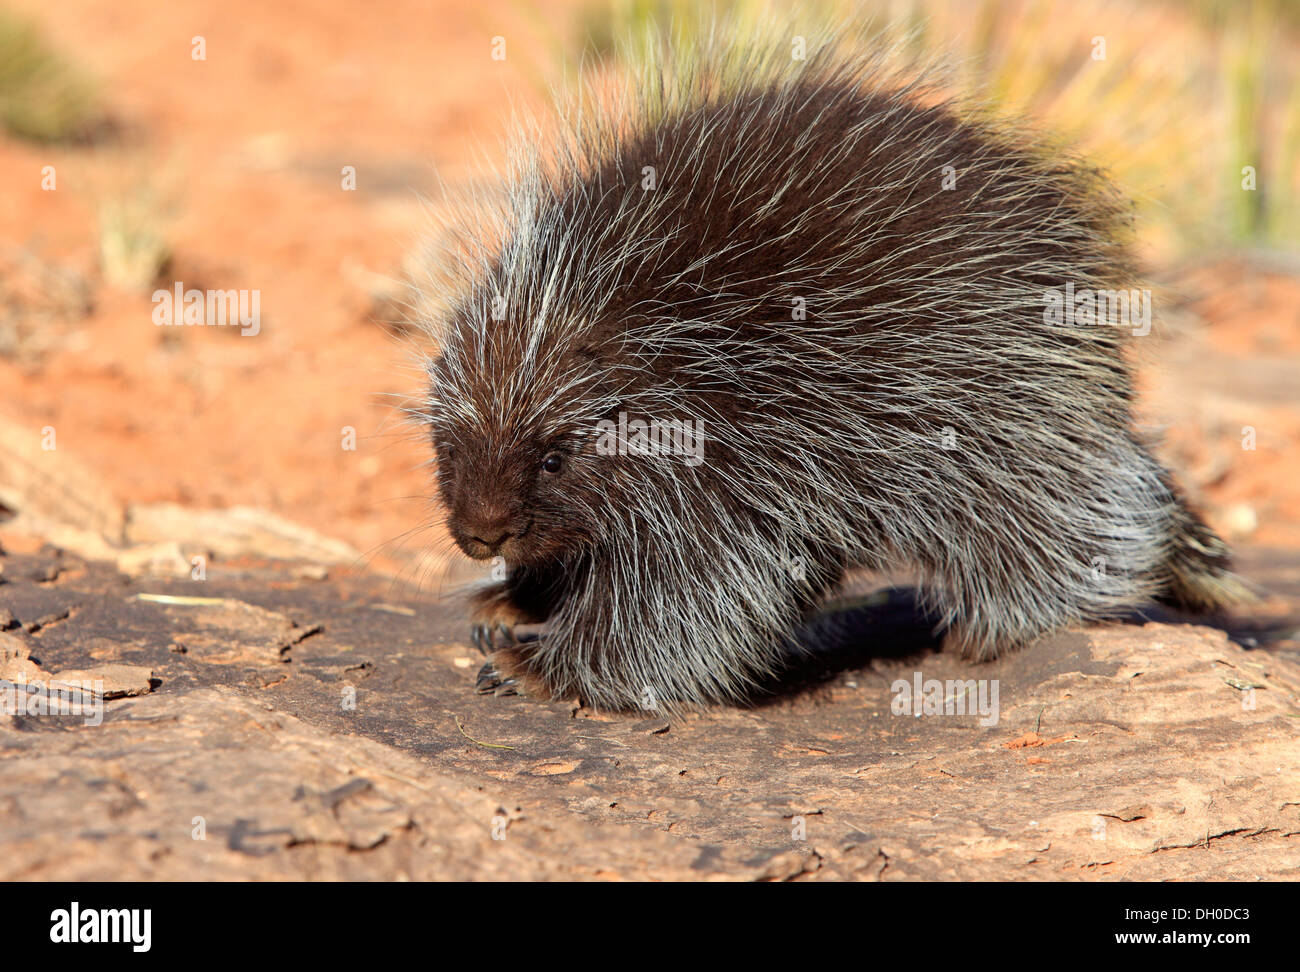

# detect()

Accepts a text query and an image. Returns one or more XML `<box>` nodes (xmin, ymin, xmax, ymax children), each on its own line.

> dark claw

<box><xmin>470</xmin><ymin>622</ymin><xmax>519</xmax><ymax>656</ymax></box>
<box><xmin>470</xmin><ymin>624</ymin><xmax>490</xmax><ymax>655</ymax></box>
<box><xmin>475</xmin><ymin>660</ymin><xmax>525</xmax><ymax>698</ymax></box>
<box><xmin>476</xmin><ymin>659</ymin><xmax>502</xmax><ymax>693</ymax></box>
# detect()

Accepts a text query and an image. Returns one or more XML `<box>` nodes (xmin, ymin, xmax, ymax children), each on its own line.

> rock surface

<box><xmin>2</xmin><ymin>545</ymin><xmax>1297</xmax><ymax>880</ymax></box>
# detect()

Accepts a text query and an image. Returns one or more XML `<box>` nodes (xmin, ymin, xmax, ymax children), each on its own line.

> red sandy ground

<box><xmin>0</xmin><ymin>0</ymin><xmax>572</xmax><ymax>574</ymax></box>
<box><xmin>1</xmin><ymin>0</ymin><xmax>1297</xmax><ymax>583</ymax></box>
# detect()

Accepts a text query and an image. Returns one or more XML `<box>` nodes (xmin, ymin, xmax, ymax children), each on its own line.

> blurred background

<box><xmin>0</xmin><ymin>0</ymin><xmax>1297</xmax><ymax>590</ymax></box>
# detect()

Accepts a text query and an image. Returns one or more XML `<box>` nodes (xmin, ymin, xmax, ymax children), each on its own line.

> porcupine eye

<box><xmin>541</xmin><ymin>452</ymin><xmax>563</xmax><ymax>475</ymax></box>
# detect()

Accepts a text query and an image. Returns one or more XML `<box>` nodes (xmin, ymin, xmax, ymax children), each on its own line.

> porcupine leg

<box><xmin>933</xmin><ymin>444</ymin><xmax>1256</xmax><ymax>657</ymax></box>
<box><xmin>474</xmin><ymin>645</ymin><xmax>548</xmax><ymax>698</ymax></box>
<box><xmin>924</xmin><ymin>529</ymin><xmax>1071</xmax><ymax>661</ymax></box>
<box><xmin>470</xmin><ymin>566</ymin><xmax>564</xmax><ymax>698</ymax></box>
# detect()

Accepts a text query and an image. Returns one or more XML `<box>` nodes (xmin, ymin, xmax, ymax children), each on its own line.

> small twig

<box><xmin>455</xmin><ymin>716</ymin><xmax>516</xmax><ymax>750</ymax></box>
<box><xmin>134</xmin><ymin>593</ymin><xmax>227</xmax><ymax>606</ymax></box>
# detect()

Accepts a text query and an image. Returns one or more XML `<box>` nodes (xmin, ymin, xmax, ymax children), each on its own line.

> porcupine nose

<box><xmin>468</xmin><ymin>526</ymin><xmax>512</xmax><ymax>550</ymax></box>
<box><xmin>464</xmin><ymin>507</ymin><xmax>513</xmax><ymax>552</ymax></box>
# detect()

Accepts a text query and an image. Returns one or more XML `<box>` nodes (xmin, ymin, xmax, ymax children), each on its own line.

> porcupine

<box><xmin>418</xmin><ymin>28</ymin><xmax>1251</xmax><ymax>713</ymax></box>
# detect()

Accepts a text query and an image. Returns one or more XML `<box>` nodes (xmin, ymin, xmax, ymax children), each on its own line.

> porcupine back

<box><xmin>423</xmin><ymin>30</ymin><xmax>1247</xmax><ymax>710</ymax></box>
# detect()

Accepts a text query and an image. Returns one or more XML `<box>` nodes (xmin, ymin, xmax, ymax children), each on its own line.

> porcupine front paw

<box><xmin>469</xmin><ymin>615</ymin><xmax>517</xmax><ymax>693</ymax></box>
<box><xmin>475</xmin><ymin>645</ymin><xmax>551</xmax><ymax>700</ymax></box>
<box><xmin>470</xmin><ymin>615</ymin><xmax>546</xmax><ymax>696</ymax></box>
<box><xmin>468</xmin><ymin>579</ymin><xmax>543</xmax><ymax>655</ymax></box>
<box><xmin>469</xmin><ymin>619</ymin><xmax>531</xmax><ymax>696</ymax></box>
<box><xmin>469</xmin><ymin>620</ymin><xmax>516</xmax><ymax>656</ymax></box>
<box><xmin>467</xmin><ymin>578</ymin><xmax>556</xmax><ymax>700</ymax></box>
<box><xmin>475</xmin><ymin>650</ymin><xmax>520</xmax><ymax>697</ymax></box>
